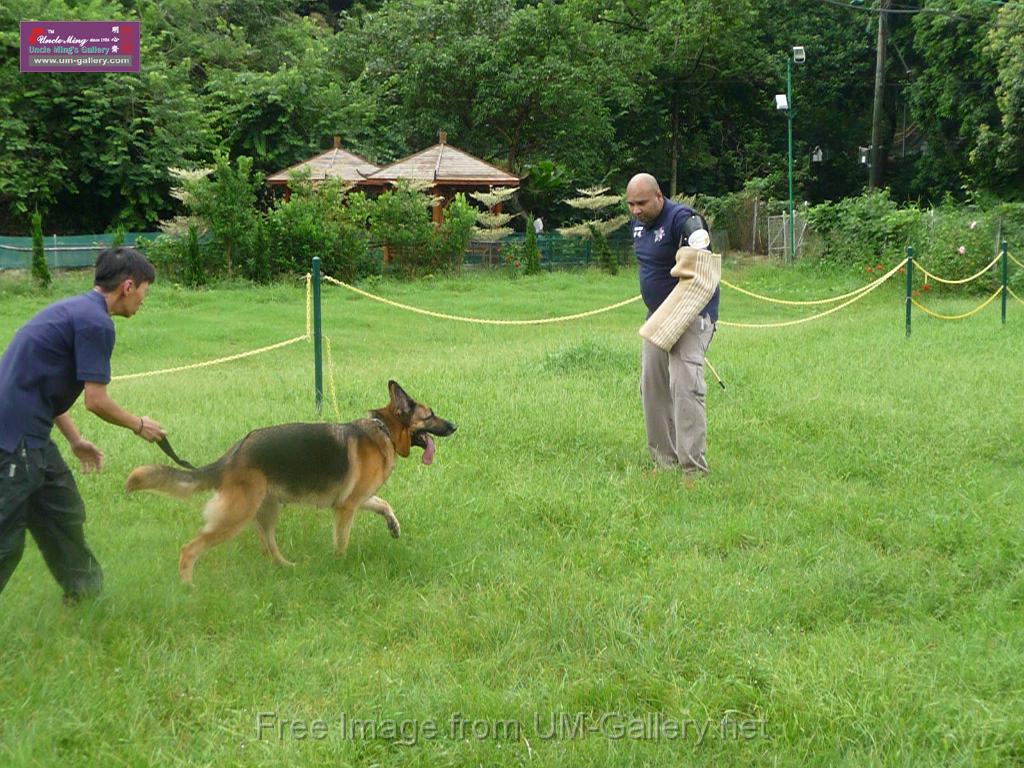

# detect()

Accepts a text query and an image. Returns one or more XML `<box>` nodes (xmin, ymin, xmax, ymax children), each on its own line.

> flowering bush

<box><xmin>807</xmin><ymin>191</ymin><xmax>1018</xmax><ymax>293</ymax></box>
<box><xmin>501</xmin><ymin>242</ymin><xmax>527</xmax><ymax>278</ymax></box>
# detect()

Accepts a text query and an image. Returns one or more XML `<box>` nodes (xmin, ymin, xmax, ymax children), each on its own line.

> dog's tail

<box><xmin>125</xmin><ymin>458</ymin><xmax>224</xmax><ymax>498</ymax></box>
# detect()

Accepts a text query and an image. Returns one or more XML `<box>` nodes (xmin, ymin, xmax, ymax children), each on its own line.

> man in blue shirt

<box><xmin>627</xmin><ymin>173</ymin><xmax>719</xmax><ymax>476</ymax></box>
<box><xmin>0</xmin><ymin>247</ymin><xmax>166</xmax><ymax>603</ymax></box>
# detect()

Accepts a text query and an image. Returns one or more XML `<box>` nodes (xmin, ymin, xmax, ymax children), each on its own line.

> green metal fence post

<box><xmin>312</xmin><ymin>256</ymin><xmax>323</xmax><ymax>415</ymax></box>
<box><xmin>905</xmin><ymin>246</ymin><xmax>913</xmax><ymax>338</ymax></box>
<box><xmin>1001</xmin><ymin>241</ymin><xmax>1008</xmax><ymax>326</ymax></box>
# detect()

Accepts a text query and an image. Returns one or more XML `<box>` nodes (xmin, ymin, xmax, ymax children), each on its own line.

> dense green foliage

<box><xmin>800</xmin><ymin>191</ymin><xmax>1024</xmax><ymax>289</ymax></box>
<box><xmin>264</xmin><ymin>177</ymin><xmax>370</xmax><ymax>282</ymax></box>
<box><xmin>2</xmin><ymin>0</ymin><xmax>1021</xmax><ymax>237</ymax></box>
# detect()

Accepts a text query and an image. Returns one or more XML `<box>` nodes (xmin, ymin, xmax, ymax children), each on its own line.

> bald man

<box><xmin>626</xmin><ymin>174</ymin><xmax>719</xmax><ymax>475</ymax></box>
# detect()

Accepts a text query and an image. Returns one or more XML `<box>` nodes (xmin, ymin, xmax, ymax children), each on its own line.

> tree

<box><xmin>179</xmin><ymin>153</ymin><xmax>262</xmax><ymax>277</ymax></box>
<box><xmin>558</xmin><ymin>186</ymin><xmax>628</xmax><ymax>274</ymax></box>
<box><xmin>518</xmin><ymin>160</ymin><xmax>572</xmax><ymax>225</ymax></box>
<box><xmin>976</xmin><ymin>4</ymin><xmax>1024</xmax><ymax>194</ymax></box>
<box><xmin>469</xmin><ymin>187</ymin><xmax>519</xmax><ymax>242</ymax></box>
<box><xmin>30</xmin><ymin>210</ymin><xmax>51</xmax><ymax>288</ymax></box>
<box><xmin>904</xmin><ymin>1</ymin><xmax>1003</xmax><ymax>199</ymax></box>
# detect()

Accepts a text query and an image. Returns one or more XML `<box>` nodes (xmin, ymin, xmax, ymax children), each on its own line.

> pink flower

<box><xmin>958</xmin><ymin>246</ymin><xmax>966</xmax><ymax>255</ymax></box>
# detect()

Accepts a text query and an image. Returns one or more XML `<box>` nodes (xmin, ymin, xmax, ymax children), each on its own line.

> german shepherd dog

<box><xmin>126</xmin><ymin>381</ymin><xmax>456</xmax><ymax>585</ymax></box>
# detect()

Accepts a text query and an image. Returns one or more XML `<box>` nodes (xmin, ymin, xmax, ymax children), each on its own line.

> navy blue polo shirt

<box><xmin>632</xmin><ymin>199</ymin><xmax>720</xmax><ymax>322</ymax></box>
<box><xmin>0</xmin><ymin>290</ymin><xmax>115</xmax><ymax>452</ymax></box>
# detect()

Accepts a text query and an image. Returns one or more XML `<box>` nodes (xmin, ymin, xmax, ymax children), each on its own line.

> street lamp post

<box><xmin>778</xmin><ymin>46</ymin><xmax>805</xmax><ymax>263</ymax></box>
<box><xmin>787</xmin><ymin>55</ymin><xmax>794</xmax><ymax>263</ymax></box>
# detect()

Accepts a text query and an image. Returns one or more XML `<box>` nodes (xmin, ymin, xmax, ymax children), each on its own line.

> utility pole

<box><xmin>670</xmin><ymin>85</ymin><xmax>679</xmax><ymax>198</ymax></box>
<box><xmin>869</xmin><ymin>0</ymin><xmax>889</xmax><ymax>188</ymax></box>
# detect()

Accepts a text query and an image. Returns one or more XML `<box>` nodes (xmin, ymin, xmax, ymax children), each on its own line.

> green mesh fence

<box><xmin>0</xmin><ymin>232</ymin><xmax>158</xmax><ymax>270</ymax></box>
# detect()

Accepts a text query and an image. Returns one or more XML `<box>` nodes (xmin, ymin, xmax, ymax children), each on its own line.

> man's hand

<box><xmin>71</xmin><ymin>439</ymin><xmax>104</xmax><ymax>473</ymax></box>
<box><xmin>137</xmin><ymin>416</ymin><xmax>167</xmax><ymax>443</ymax></box>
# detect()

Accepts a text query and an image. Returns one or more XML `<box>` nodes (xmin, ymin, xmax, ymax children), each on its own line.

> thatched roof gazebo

<box><xmin>266</xmin><ymin>136</ymin><xmax>379</xmax><ymax>198</ymax></box>
<box><xmin>357</xmin><ymin>131</ymin><xmax>520</xmax><ymax>222</ymax></box>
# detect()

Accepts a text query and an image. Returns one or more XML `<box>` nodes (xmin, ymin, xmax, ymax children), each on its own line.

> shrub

<box><xmin>369</xmin><ymin>182</ymin><xmax>437</xmax><ymax>277</ymax></box>
<box><xmin>265</xmin><ymin>179</ymin><xmax>369</xmax><ymax>282</ymax></box>
<box><xmin>590</xmin><ymin>224</ymin><xmax>617</xmax><ymax>275</ymax></box>
<box><xmin>500</xmin><ymin>240</ymin><xmax>526</xmax><ymax>278</ymax></box>
<box><xmin>803</xmin><ymin>191</ymin><xmax>1022</xmax><ymax>292</ymax></box>
<box><xmin>523</xmin><ymin>217</ymin><xmax>542</xmax><ymax>275</ymax></box>
<box><xmin>435</xmin><ymin>193</ymin><xmax>477</xmax><ymax>274</ymax></box>
<box><xmin>30</xmin><ymin>211</ymin><xmax>51</xmax><ymax>288</ymax></box>
<box><xmin>180</xmin><ymin>153</ymin><xmax>263</xmax><ymax>278</ymax></box>
<box><xmin>912</xmin><ymin>201</ymin><xmax>999</xmax><ymax>290</ymax></box>
<box><xmin>140</xmin><ymin>225</ymin><xmax>217</xmax><ymax>287</ymax></box>
<box><xmin>804</xmin><ymin>189</ymin><xmax>918</xmax><ymax>269</ymax></box>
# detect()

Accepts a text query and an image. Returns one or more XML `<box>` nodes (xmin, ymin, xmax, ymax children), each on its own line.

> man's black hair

<box><xmin>94</xmin><ymin>246</ymin><xmax>156</xmax><ymax>292</ymax></box>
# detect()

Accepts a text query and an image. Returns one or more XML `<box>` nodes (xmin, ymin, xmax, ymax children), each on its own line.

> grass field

<box><xmin>1</xmin><ymin>259</ymin><xmax>1023</xmax><ymax>766</ymax></box>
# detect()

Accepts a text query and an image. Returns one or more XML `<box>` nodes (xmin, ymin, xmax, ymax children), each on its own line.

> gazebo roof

<box><xmin>267</xmin><ymin>137</ymin><xmax>379</xmax><ymax>186</ymax></box>
<box><xmin>360</xmin><ymin>132</ymin><xmax>519</xmax><ymax>187</ymax></box>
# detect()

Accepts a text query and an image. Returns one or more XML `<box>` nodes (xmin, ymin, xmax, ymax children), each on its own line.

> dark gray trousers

<box><xmin>0</xmin><ymin>440</ymin><xmax>103</xmax><ymax>601</ymax></box>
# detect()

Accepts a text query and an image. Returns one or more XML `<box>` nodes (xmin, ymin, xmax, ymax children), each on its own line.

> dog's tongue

<box><xmin>421</xmin><ymin>435</ymin><xmax>436</xmax><ymax>465</ymax></box>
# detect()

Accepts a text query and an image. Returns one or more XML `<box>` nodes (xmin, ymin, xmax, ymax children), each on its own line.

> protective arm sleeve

<box><xmin>638</xmin><ymin>247</ymin><xmax>721</xmax><ymax>351</ymax></box>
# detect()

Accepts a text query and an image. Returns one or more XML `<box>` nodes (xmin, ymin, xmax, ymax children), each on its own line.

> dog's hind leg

<box><xmin>179</xmin><ymin>473</ymin><xmax>266</xmax><ymax>585</ymax></box>
<box><xmin>360</xmin><ymin>495</ymin><xmax>400</xmax><ymax>539</ymax></box>
<box><xmin>254</xmin><ymin>495</ymin><xmax>295</xmax><ymax>568</ymax></box>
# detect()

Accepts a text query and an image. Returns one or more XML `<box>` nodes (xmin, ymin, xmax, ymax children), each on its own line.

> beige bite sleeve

<box><xmin>639</xmin><ymin>247</ymin><xmax>721</xmax><ymax>351</ymax></box>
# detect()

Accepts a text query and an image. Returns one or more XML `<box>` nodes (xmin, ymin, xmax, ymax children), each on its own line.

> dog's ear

<box><xmin>388</xmin><ymin>380</ymin><xmax>414</xmax><ymax>415</ymax></box>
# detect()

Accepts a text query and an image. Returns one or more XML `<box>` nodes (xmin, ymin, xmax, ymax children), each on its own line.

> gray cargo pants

<box><xmin>640</xmin><ymin>315</ymin><xmax>716</xmax><ymax>474</ymax></box>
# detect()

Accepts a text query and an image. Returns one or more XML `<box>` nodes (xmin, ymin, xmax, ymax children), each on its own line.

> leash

<box><xmin>157</xmin><ymin>436</ymin><xmax>196</xmax><ymax>469</ymax></box>
<box><xmin>705</xmin><ymin>358</ymin><xmax>726</xmax><ymax>390</ymax></box>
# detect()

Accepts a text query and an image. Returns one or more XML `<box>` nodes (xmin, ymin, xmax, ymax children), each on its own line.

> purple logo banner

<box><xmin>20</xmin><ymin>21</ymin><xmax>140</xmax><ymax>73</ymax></box>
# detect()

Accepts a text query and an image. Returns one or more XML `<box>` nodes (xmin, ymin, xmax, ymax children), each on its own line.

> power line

<box><xmin>814</xmin><ymin>0</ymin><xmax>1022</xmax><ymax>18</ymax></box>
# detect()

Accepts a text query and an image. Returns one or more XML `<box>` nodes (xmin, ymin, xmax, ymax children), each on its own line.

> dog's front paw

<box><xmin>387</xmin><ymin>516</ymin><xmax>400</xmax><ymax>539</ymax></box>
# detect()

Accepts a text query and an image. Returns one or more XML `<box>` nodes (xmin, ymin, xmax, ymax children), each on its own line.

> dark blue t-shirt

<box><xmin>632</xmin><ymin>199</ymin><xmax>720</xmax><ymax>322</ymax></box>
<box><xmin>0</xmin><ymin>290</ymin><xmax>115</xmax><ymax>452</ymax></box>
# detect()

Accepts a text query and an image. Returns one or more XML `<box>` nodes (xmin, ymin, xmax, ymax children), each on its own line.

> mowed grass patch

<box><xmin>1</xmin><ymin>261</ymin><xmax>1023</xmax><ymax>766</ymax></box>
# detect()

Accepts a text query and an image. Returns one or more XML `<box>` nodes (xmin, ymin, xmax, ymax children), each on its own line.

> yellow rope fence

<box><xmin>110</xmin><ymin>335</ymin><xmax>309</xmax><ymax>382</ymax></box>
<box><xmin>323</xmin><ymin>335</ymin><xmax>342</xmax><ymax>421</ymax></box>
<box><xmin>111</xmin><ymin>275</ymin><xmax>313</xmax><ymax>383</ymax></box>
<box><xmin>108</xmin><ymin>251</ymin><xmax>1014</xmax><ymax>385</ymax></box>
<box><xmin>910</xmin><ymin>288</ymin><xmax>1004</xmax><ymax>321</ymax></box>
<box><xmin>321</xmin><ymin>274</ymin><xmax>642</xmax><ymax>324</ymax></box>
<box><xmin>716</xmin><ymin>261</ymin><xmax>904</xmax><ymax>329</ymax></box>
<box><xmin>720</xmin><ymin>272</ymin><xmax>887</xmax><ymax>306</ymax></box>
<box><xmin>1008</xmin><ymin>251</ymin><xmax>1024</xmax><ymax>270</ymax></box>
<box><xmin>911</xmin><ymin>254</ymin><xmax>1001</xmax><ymax>285</ymax></box>
<box><xmin>324</xmin><ymin>264</ymin><xmax>908</xmax><ymax>331</ymax></box>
